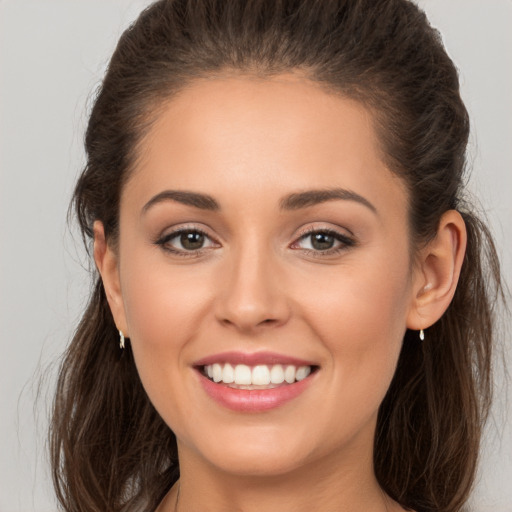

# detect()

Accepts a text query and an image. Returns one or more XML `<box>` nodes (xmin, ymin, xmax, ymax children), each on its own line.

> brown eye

<box><xmin>180</xmin><ymin>231</ymin><xmax>205</xmax><ymax>250</ymax></box>
<box><xmin>156</xmin><ymin>228</ymin><xmax>218</xmax><ymax>257</ymax></box>
<box><xmin>292</xmin><ymin>228</ymin><xmax>355</xmax><ymax>257</ymax></box>
<box><xmin>310</xmin><ymin>232</ymin><xmax>335</xmax><ymax>251</ymax></box>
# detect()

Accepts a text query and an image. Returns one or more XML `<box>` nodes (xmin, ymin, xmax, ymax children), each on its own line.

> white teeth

<box><xmin>204</xmin><ymin>363</ymin><xmax>313</xmax><ymax>386</ymax></box>
<box><xmin>284</xmin><ymin>365</ymin><xmax>296</xmax><ymax>384</ymax></box>
<box><xmin>212</xmin><ymin>363</ymin><xmax>222</xmax><ymax>383</ymax></box>
<box><xmin>269</xmin><ymin>364</ymin><xmax>285</xmax><ymax>384</ymax></box>
<box><xmin>234</xmin><ymin>364</ymin><xmax>252</xmax><ymax>385</ymax></box>
<box><xmin>222</xmin><ymin>363</ymin><xmax>234</xmax><ymax>383</ymax></box>
<box><xmin>252</xmin><ymin>365</ymin><xmax>270</xmax><ymax>386</ymax></box>
<box><xmin>295</xmin><ymin>366</ymin><xmax>311</xmax><ymax>381</ymax></box>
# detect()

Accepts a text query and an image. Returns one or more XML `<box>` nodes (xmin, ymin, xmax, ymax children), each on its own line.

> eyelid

<box><xmin>294</xmin><ymin>224</ymin><xmax>353</xmax><ymax>239</ymax></box>
<box><xmin>290</xmin><ymin>225</ymin><xmax>356</xmax><ymax>256</ymax></box>
<box><xmin>154</xmin><ymin>224</ymin><xmax>220</xmax><ymax>257</ymax></box>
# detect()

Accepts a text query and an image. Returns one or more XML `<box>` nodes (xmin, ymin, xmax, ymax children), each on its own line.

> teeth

<box><xmin>222</xmin><ymin>363</ymin><xmax>234</xmax><ymax>383</ymax></box>
<box><xmin>295</xmin><ymin>366</ymin><xmax>311</xmax><ymax>381</ymax></box>
<box><xmin>212</xmin><ymin>363</ymin><xmax>222</xmax><ymax>383</ymax></box>
<box><xmin>234</xmin><ymin>364</ymin><xmax>252</xmax><ymax>385</ymax></box>
<box><xmin>252</xmin><ymin>365</ymin><xmax>270</xmax><ymax>386</ymax></box>
<box><xmin>284</xmin><ymin>365</ymin><xmax>296</xmax><ymax>383</ymax></box>
<box><xmin>204</xmin><ymin>363</ymin><xmax>312</xmax><ymax>386</ymax></box>
<box><xmin>270</xmin><ymin>364</ymin><xmax>285</xmax><ymax>384</ymax></box>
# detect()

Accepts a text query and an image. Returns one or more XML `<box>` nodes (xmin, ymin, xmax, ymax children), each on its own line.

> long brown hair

<box><xmin>51</xmin><ymin>1</ymin><xmax>504</xmax><ymax>510</ymax></box>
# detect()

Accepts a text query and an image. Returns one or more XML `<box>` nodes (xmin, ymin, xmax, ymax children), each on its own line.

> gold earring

<box><xmin>419</xmin><ymin>329</ymin><xmax>425</xmax><ymax>341</ymax></box>
<box><xmin>119</xmin><ymin>330</ymin><xmax>125</xmax><ymax>349</ymax></box>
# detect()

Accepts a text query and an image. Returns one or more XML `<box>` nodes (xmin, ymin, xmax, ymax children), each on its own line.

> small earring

<box><xmin>119</xmin><ymin>330</ymin><xmax>125</xmax><ymax>349</ymax></box>
<box><xmin>419</xmin><ymin>329</ymin><xmax>425</xmax><ymax>341</ymax></box>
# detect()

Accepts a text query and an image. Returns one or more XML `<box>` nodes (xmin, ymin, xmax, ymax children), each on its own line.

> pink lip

<box><xmin>193</xmin><ymin>352</ymin><xmax>318</xmax><ymax>412</ymax></box>
<box><xmin>193</xmin><ymin>351</ymin><xmax>316</xmax><ymax>367</ymax></box>
<box><xmin>197</xmin><ymin>371</ymin><xmax>315</xmax><ymax>412</ymax></box>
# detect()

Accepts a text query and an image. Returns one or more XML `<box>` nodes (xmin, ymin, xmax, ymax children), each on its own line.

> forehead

<box><xmin>125</xmin><ymin>73</ymin><xmax>407</xmax><ymax>220</ymax></box>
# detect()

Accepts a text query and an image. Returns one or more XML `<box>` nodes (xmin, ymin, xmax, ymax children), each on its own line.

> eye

<box><xmin>292</xmin><ymin>228</ymin><xmax>355</xmax><ymax>256</ymax></box>
<box><xmin>155</xmin><ymin>227</ymin><xmax>218</xmax><ymax>257</ymax></box>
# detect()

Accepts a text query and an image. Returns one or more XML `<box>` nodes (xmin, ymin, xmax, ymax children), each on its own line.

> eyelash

<box><xmin>154</xmin><ymin>225</ymin><xmax>355</xmax><ymax>259</ymax></box>
<box><xmin>155</xmin><ymin>227</ymin><xmax>216</xmax><ymax>259</ymax></box>
<box><xmin>292</xmin><ymin>226</ymin><xmax>355</xmax><ymax>257</ymax></box>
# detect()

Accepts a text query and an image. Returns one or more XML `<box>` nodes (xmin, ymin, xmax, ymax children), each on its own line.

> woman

<box><xmin>50</xmin><ymin>1</ymin><xmax>504</xmax><ymax>511</ymax></box>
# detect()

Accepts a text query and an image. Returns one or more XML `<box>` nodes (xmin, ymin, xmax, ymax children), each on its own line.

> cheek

<box><xmin>121</xmin><ymin>250</ymin><xmax>212</xmax><ymax>345</ymax></box>
<box><xmin>303</xmin><ymin>246</ymin><xmax>411</xmax><ymax>339</ymax></box>
<box><xmin>299</xmin><ymin>249</ymin><xmax>411</xmax><ymax>403</ymax></box>
<box><xmin>118</xmin><ymin>251</ymin><xmax>216</xmax><ymax>407</ymax></box>
<box><xmin>119</xmin><ymin>260</ymin><xmax>211</xmax><ymax>435</ymax></box>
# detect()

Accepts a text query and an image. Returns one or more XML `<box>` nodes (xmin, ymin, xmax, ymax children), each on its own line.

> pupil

<box><xmin>312</xmin><ymin>232</ymin><xmax>334</xmax><ymax>250</ymax></box>
<box><xmin>181</xmin><ymin>231</ymin><xmax>204</xmax><ymax>250</ymax></box>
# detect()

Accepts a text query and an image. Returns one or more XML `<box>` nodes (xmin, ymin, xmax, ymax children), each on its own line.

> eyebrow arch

<box><xmin>143</xmin><ymin>190</ymin><xmax>220</xmax><ymax>213</ymax></box>
<box><xmin>142</xmin><ymin>187</ymin><xmax>377</xmax><ymax>215</ymax></box>
<box><xmin>279</xmin><ymin>188</ymin><xmax>377</xmax><ymax>214</ymax></box>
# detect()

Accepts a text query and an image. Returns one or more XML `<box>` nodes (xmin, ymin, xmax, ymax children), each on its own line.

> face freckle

<box><xmin>115</xmin><ymin>73</ymin><xmax>416</xmax><ymax>480</ymax></box>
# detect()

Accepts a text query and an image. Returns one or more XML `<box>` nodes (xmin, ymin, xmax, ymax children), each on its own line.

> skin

<box><xmin>94</xmin><ymin>74</ymin><xmax>466</xmax><ymax>512</ymax></box>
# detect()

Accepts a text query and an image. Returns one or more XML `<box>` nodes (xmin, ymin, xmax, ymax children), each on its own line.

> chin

<box><xmin>204</xmin><ymin>446</ymin><xmax>312</xmax><ymax>478</ymax></box>
<box><xmin>179</xmin><ymin>415</ymin><xmax>355</xmax><ymax>480</ymax></box>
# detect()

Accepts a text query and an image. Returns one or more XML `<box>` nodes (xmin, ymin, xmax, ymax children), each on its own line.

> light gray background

<box><xmin>1</xmin><ymin>1</ymin><xmax>511</xmax><ymax>510</ymax></box>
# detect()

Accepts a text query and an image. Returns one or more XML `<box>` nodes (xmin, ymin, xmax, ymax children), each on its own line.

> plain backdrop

<box><xmin>1</xmin><ymin>1</ymin><xmax>511</xmax><ymax>511</ymax></box>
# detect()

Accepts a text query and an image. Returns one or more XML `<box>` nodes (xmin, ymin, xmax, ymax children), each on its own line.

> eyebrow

<box><xmin>143</xmin><ymin>190</ymin><xmax>220</xmax><ymax>213</ymax></box>
<box><xmin>280</xmin><ymin>188</ymin><xmax>377</xmax><ymax>213</ymax></box>
<box><xmin>142</xmin><ymin>187</ymin><xmax>377</xmax><ymax>215</ymax></box>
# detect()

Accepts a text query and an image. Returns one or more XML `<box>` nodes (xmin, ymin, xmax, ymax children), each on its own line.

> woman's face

<box><xmin>111</xmin><ymin>74</ymin><xmax>420</xmax><ymax>478</ymax></box>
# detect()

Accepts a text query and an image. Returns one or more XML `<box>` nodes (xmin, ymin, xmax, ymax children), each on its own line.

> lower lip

<box><xmin>197</xmin><ymin>371</ymin><xmax>315</xmax><ymax>412</ymax></box>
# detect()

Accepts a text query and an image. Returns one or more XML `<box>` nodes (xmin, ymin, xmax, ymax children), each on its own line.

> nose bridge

<box><xmin>215</xmin><ymin>231</ymin><xmax>289</xmax><ymax>331</ymax></box>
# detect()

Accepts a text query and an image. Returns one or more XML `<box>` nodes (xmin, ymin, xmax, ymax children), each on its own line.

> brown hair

<box><xmin>51</xmin><ymin>1</ymin><xmax>504</xmax><ymax>511</ymax></box>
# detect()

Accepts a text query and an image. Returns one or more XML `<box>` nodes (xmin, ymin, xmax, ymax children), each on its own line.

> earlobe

<box><xmin>407</xmin><ymin>210</ymin><xmax>467</xmax><ymax>331</ymax></box>
<box><xmin>93</xmin><ymin>221</ymin><xmax>129</xmax><ymax>335</ymax></box>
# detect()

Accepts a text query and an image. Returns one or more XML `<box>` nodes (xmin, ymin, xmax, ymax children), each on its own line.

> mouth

<box><xmin>200</xmin><ymin>363</ymin><xmax>316</xmax><ymax>389</ymax></box>
<box><xmin>193</xmin><ymin>352</ymin><xmax>319</xmax><ymax>412</ymax></box>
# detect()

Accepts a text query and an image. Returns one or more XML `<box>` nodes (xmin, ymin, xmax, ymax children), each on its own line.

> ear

<box><xmin>93</xmin><ymin>220</ymin><xmax>129</xmax><ymax>336</ymax></box>
<box><xmin>406</xmin><ymin>210</ymin><xmax>467</xmax><ymax>331</ymax></box>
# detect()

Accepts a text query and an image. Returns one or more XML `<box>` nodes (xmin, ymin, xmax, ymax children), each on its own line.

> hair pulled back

<box><xmin>51</xmin><ymin>1</ymin><xmax>503</xmax><ymax>511</ymax></box>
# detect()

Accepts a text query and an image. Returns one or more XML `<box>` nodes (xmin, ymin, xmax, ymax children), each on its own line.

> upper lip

<box><xmin>193</xmin><ymin>351</ymin><xmax>317</xmax><ymax>367</ymax></box>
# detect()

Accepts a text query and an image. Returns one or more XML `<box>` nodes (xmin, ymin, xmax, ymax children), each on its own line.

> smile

<box><xmin>194</xmin><ymin>352</ymin><xmax>318</xmax><ymax>412</ymax></box>
<box><xmin>203</xmin><ymin>363</ymin><xmax>312</xmax><ymax>388</ymax></box>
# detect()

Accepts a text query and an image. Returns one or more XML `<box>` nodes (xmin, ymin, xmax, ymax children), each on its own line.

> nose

<box><xmin>214</xmin><ymin>241</ymin><xmax>291</xmax><ymax>334</ymax></box>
